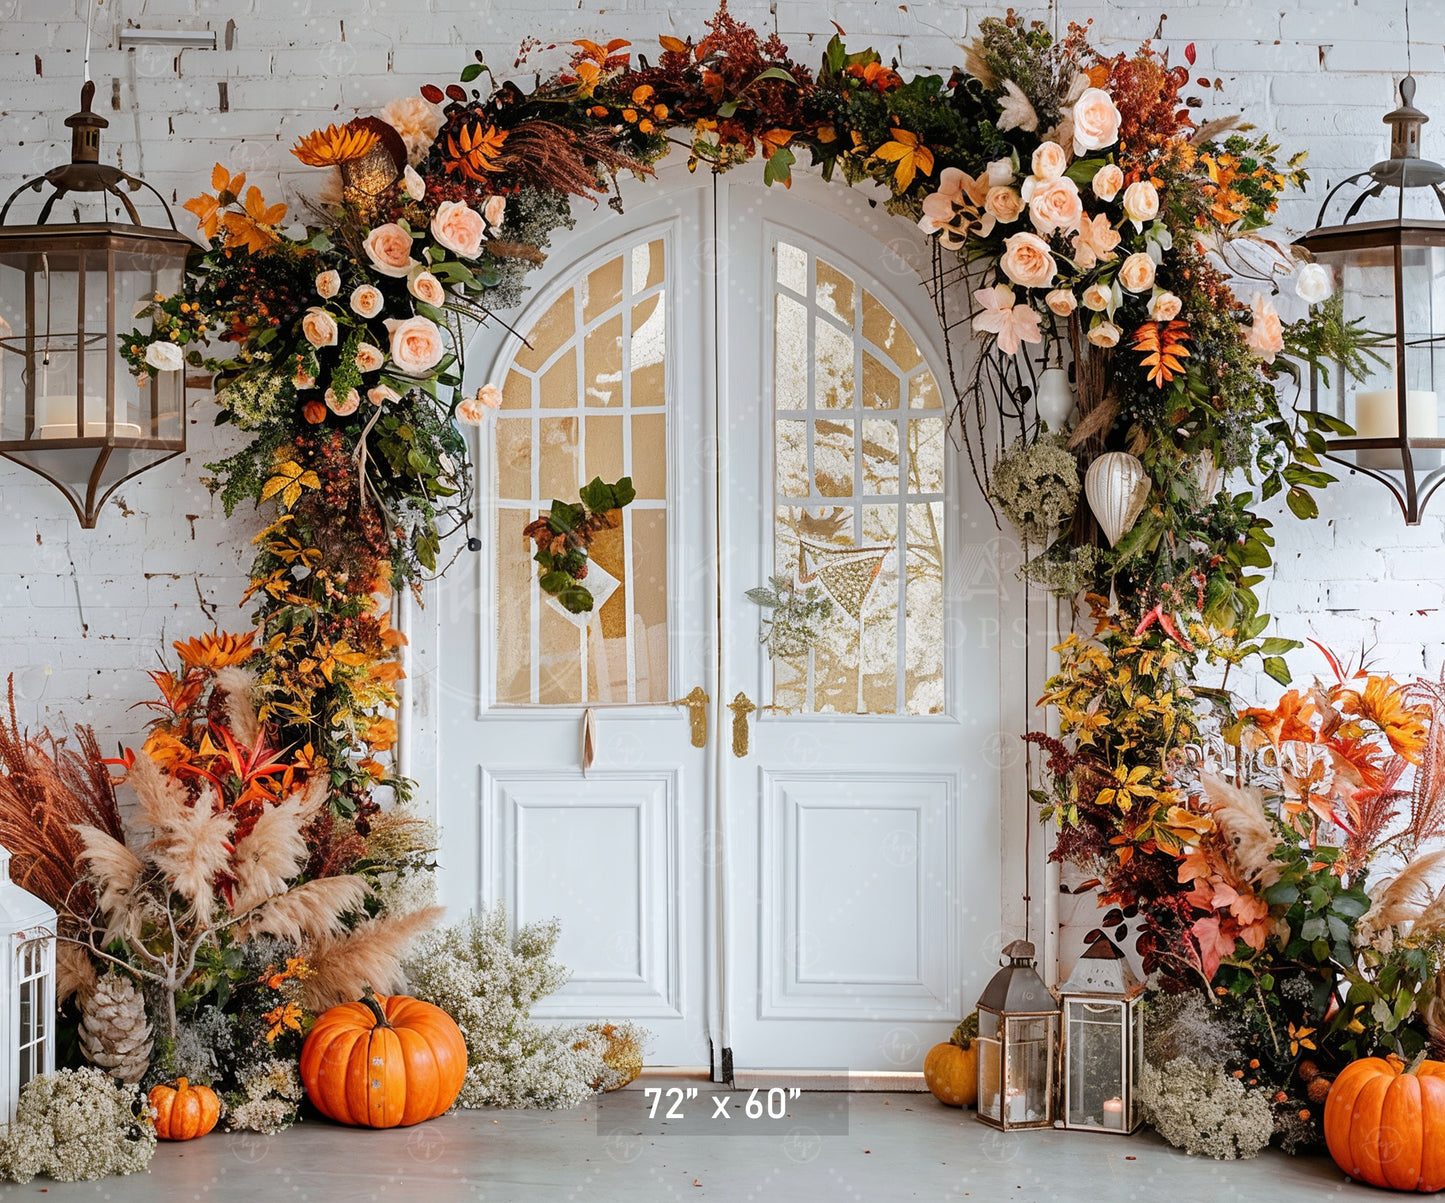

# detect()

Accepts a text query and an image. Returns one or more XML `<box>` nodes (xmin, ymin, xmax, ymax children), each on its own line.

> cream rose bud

<box><xmin>986</xmin><ymin>157</ymin><xmax>1015</xmax><ymax>187</ymax></box>
<box><xmin>1028</xmin><ymin>176</ymin><xmax>1084</xmax><ymax>235</ymax></box>
<box><xmin>1091</xmin><ymin>163</ymin><xmax>1124</xmax><ymax>203</ymax></box>
<box><xmin>355</xmin><ymin>342</ymin><xmax>386</xmax><ymax>373</ymax></box>
<box><xmin>350</xmin><ymin>285</ymin><xmax>384</xmax><ymax>320</ymax></box>
<box><xmin>315</xmin><ymin>269</ymin><xmax>341</xmax><ymax>299</ymax></box>
<box><xmin>999</xmin><ymin>231</ymin><xmax>1058</xmax><ymax>290</ymax></box>
<box><xmin>1031</xmin><ymin>141</ymin><xmax>1068</xmax><ymax>181</ymax></box>
<box><xmin>1082</xmin><ymin>283</ymin><xmax>1112</xmax><ymax>312</ymax></box>
<box><xmin>294</xmin><ymin>365</ymin><xmax>317</xmax><ymax>390</ymax></box>
<box><xmin>430</xmin><ymin>199</ymin><xmax>487</xmax><ymax>259</ymax></box>
<box><xmin>482</xmin><ymin>194</ymin><xmax>507</xmax><ymax>230</ymax></box>
<box><xmin>457</xmin><ymin>387</ymin><xmax>502</xmax><ymax>424</ymax></box>
<box><xmin>1118</xmin><ymin>252</ymin><xmax>1157</xmax><ymax>293</ymax></box>
<box><xmin>1148</xmin><ymin>290</ymin><xmax>1183</xmax><ymax>321</ymax></box>
<box><xmin>408</xmin><ymin>270</ymin><xmax>447</xmax><ymax>308</ymax></box>
<box><xmin>1087</xmin><ymin>320</ymin><xmax>1122</xmax><ymax>348</ymax></box>
<box><xmin>403</xmin><ymin>165</ymin><xmax>426</xmax><ymax>202</ymax></box>
<box><xmin>1071</xmin><ymin>87</ymin><xmax>1123</xmax><ymax>154</ymax></box>
<box><xmin>362</xmin><ymin>222</ymin><xmax>418</xmax><ymax>278</ymax></box>
<box><xmin>143</xmin><ymin>340</ymin><xmax>183</xmax><ymax>372</ymax></box>
<box><xmin>984</xmin><ymin>186</ymin><xmax>1025</xmax><ymax>225</ymax></box>
<box><xmin>325</xmin><ymin>386</ymin><xmax>361</xmax><ymax>416</ymax></box>
<box><xmin>1045</xmin><ymin>289</ymin><xmax>1077</xmax><ymax>317</ymax></box>
<box><xmin>1295</xmin><ymin>262</ymin><xmax>1333</xmax><ymax>305</ymax></box>
<box><xmin>1123</xmin><ymin>180</ymin><xmax>1160</xmax><ymax>225</ymax></box>
<box><xmin>476</xmin><ymin>383</ymin><xmax>503</xmax><ymax>409</ymax></box>
<box><xmin>301</xmin><ymin>307</ymin><xmax>339</xmax><ymax>348</ymax></box>
<box><xmin>368</xmin><ymin>383</ymin><xmax>401</xmax><ymax>407</ymax></box>
<box><xmin>385</xmin><ymin>314</ymin><xmax>446</xmax><ymax>376</ymax></box>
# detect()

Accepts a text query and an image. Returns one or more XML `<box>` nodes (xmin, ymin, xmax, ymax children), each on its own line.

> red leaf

<box><xmin>445</xmin><ymin>83</ymin><xmax>467</xmax><ymax>102</ymax></box>
<box><xmin>420</xmin><ymin>83</ymin><xmax>445</xmax><ymax>104</ymax></box>
<box><xmin>1184</xmin><ymin>41</ymin><xmax>1196</xmax><ymax>66</ymax></box>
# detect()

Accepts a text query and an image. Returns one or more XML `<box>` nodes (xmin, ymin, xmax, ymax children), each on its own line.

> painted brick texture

<box><xmin>0</xmin><ymin>0</ymin><xmax>1439</xmax><ymax>752</ymax></box>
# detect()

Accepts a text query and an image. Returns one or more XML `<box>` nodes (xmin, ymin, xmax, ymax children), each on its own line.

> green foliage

<box><xmin>746</xmin><ymin>574</ymin><xmax>834</xmax><ymax>658</ymax></box>
<box><xmin>527</xmin><ymin>477</ymin><xmax>636</xmax><ymax>614</ymax></box>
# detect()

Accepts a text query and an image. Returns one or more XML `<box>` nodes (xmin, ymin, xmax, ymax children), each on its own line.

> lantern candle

<box><xmin>34</xmin><ymin>395</ymin><xmax>143</xmax><ymax>440</ymax></box>
<box><xmin>1354</xmin><ymin>389</ymin><xmax>1439</xmax><ymax>470</ymax></box>
<box><xmin>1103</xmin><ymin>1098</ymin><xmax>1124</xmax><ymax>1130</ymax></box>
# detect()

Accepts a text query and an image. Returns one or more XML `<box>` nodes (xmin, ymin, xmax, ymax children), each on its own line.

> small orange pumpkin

<box><xmin>149</xmin><ymin>1077</ymin><xmax>221</xmax><ymax>1140</ymax></box>
<box><xmin>924</xmin><ymin>1014</ymin><xmax>978</xmax><ymax>1108</ymax></box>
<box><xmin>300</xmin><ymin>989</ymin><xmax>468</xmax><ymax>1128</ymax></box>
<box><xmin>1325</xmin><ymin>1053</ymin><xmax>1445</xmax><ymax>1191</ymax></box>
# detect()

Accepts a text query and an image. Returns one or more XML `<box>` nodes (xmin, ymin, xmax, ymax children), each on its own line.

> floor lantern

<box><xmin>0</xmin><ymin>81</ymin><xmax>193</xmax><ymax>527</ymax></box>
<box><xmin>1295</xmin><ymin>74</ymin><xmax>1445</xmax><ymax>523</ymax></box>
<box><xmin>1058</xmin><ymin>933</ymin><xmax>1144</xmax><ymax>1134</ymax></box>
<box><xmin>0</xmin><ymin>844</ymin><xmax>57</xmax><ymax>1124</ymax></box>
<box><xmin>974</xmin><ymin>939</ymin><xmax>1059</xmax><ymax>1130</ymax></box>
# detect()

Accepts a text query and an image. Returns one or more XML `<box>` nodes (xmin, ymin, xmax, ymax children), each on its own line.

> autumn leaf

<box><xmin>872</xmin><ymin>128</ymin><xmax>934</xmax><ymax>192</ymax></box>
<box><xmin>659</xmin><ymin>35</ymin><xmax>687</xmax><ymax>53</ymax></box>
<box><xmin>261</xmin><ymin>460</ymin><xmax>321</xmax><ymax>510</ymax></box>
<box><xmin>184</xmin><ymin>193</ymin><xmax>223</xmax><ymax>241</ymax></box>
<box><xmin>1131</xmin><ymin>320</ymin><xmax>1191</xmax><ymax>388</ymax></box>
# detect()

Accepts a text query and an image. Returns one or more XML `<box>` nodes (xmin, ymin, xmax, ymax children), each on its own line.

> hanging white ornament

<box><xmin>1192</xmin><ymin>449</ymin><xmax>1222</xmax><ymax>500</ymax></box>
<box><xmin>1085</xmin><ymin>452</ymin><xmax>1151</xmax><ymax>547</ymax></box>
<box><xmin>1034</xmin><ymin>367</ymin><xmax>1075</xmax><ymax>430</ymax></box>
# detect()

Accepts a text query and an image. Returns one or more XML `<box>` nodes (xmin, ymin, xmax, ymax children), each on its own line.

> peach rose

<box><xmin>1118</xmin><ymin>252</ymin><xmax>1157</xmax><ymax>294</ymax></box>
<box><xmin>403</xmin><ymin>165</ymin><xmax>426</xmax><ymax>201</ymax></box>
<box><xmin>368</xmin><ymin>383</ymin><xmax>402</xmax><ymax>407</ymax></box>
<box><xmin>1087</xmin><ymin>320</ymin><xmax>1122</xmax><ymax>348</ymax></box>
<box><xmin>430</xmin><ymin>200</ymin><xmax>486</xmax><ymax>259</ymax></box>
<box><xmin>1246</xmin><ymin>292</ymin><xmax>1284</xmax><ymax>363</ymax></box>
<box><xmin>301</xmin><ymin>307</ymin><xmax>338</xmax><ymax>348</ymax></box>
<box><xmin>1091</xmin><ymin>163</ymin><xmax>1124</xmax><ymax>203</ymax></box>
<box><xmin>355</xmin><ymin>342</ymin><xmax>385</xmax><ymax>372</ymax></box>
<box><xmin>1028</xmin><ymin>176</ymin><xmax>1083</xmax><ymax>235</ymax></box>
<box><xmin>362</xmin><ymin>223</ymin><xmax>418</xmax><ymax>278</ymax></box>
<box><xmin>1148</xmin><ymin>291</ymin><xmax>1182</xmax><ymax>321</ymax></box>
<box><xmin>325</xmin><ymin>386</ymin><xmax>361</xmax><ymax>416</ymax></box>
<box><xmin>1000</xmin><ymin>231</ymin><xmax>1058</xmax><ymax>290</ymax></box>
<box><xmin>1031</xmin><ymin>141</ymin><xmax>1068</xmax><ymax>181</ymax></box>
<box><xmin>385</xmin><ymin>314</ymin><xmax>446</xmax><ymax>376</ymax></box>
<box><xmin>315</xmin><ymin>269</ymin><xmax>341</xmax><ymax>299</ymax></box>
<box><xmin>1045</xmin><ymin>289</ymin><xmax>1077</xmax><ymax>316</ymax></box>
<box><xmin>408</xmin><ymin>270</ymin><xmax>446</xmax><ymax>307</ymax></box>
<box><xmin>1071</xmin><ymin>87</ymin><xmax>1123</xmax><ymax>155</ymax></box>
<box><xmin>456</xmin><ymin>384</ymin><xmax>503</xmax><ymax>424</ymax></box>
<box><xmin>482</xmin><ymin>195</ymin><xmax>507</xmax><ymax>230</ymax></box>
<box><xmin>476</xmin><ymin>382</ymin><xmax>503</xmax><ymax>409</ymax></box>
<box><xmin>350</xmin><ymin>285</ymin><xmax>384</xmax><ymax>319</ymax></box>
<box><xmin>1082</xmin><ymin>283</ymin><xmax>1112</xmax><ymax>312</ymax></box>
<box><xmin>1123</xmin><ymin>180</ymin><xmax>1160</xmax><ymax>225</ymax></box>
<box><xmin>984</xmin><ymin>186</ymin><xmax>1025</xmax><ymax>225</ymax></box>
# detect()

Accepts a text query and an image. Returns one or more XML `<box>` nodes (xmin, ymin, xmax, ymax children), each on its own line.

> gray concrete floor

<box><xmin>0</xmin><ymin>1079</ymin><xmax>1383</xmax><ymax>1202</ymax></box>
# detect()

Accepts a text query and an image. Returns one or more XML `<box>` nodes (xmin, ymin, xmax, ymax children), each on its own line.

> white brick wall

<box><xmin>0</xmin><ymin>0</ymin><xmax>1439</xmax><ymax>751</ymax></box>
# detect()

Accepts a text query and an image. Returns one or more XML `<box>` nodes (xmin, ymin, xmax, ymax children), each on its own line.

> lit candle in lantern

<box><xmin>1354</xmin><ymin>388</ymin><xmax>1439</xmax><ymax>470</ymax></box>
<box><xmin>1102</xmin><ymin>1098</ymin><xmax>1124</xmax><ymax>1130</ymax></box>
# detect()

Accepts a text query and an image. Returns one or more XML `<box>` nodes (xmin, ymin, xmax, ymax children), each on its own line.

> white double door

<box><xmin>430</xmin><ymin>165</ymin><xmax>1003</xmax><ymax>1073</ymax></box>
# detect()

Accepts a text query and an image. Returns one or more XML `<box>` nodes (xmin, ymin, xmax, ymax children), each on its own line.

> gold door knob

<box><xmin>727</xmin><ymin>692</ymin><xmax>756</xmax><ymax>758</ymax></box>
<box><xmin>671</xmin><ymin>685</ymin><xmax>709</xmax><ymax>748</ymax></box>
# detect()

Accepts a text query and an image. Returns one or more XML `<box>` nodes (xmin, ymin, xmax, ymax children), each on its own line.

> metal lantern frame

<box><xmin>974</xmin><ymin>939</ymin><xmax>1060</xmax><ymax>1132</ymax></box>
<box><xmin>0</xmin><ymin>843</ymin><xmax>57</xmax><ymax>1124</ymax></box>
<box><xmin>0</xmin><ymin>80</ymin><xmax>194</xmax><ymax>528</ymax></box>
<box><xmin>1296</xmin><ymin>75</ymin><xmax>1445</xmax><ymax>524</ymax></box>
<box><xmin>1057</xmin><ymin>933</ymin><xmax>1145</xmax><ymax>1135</ymax></box>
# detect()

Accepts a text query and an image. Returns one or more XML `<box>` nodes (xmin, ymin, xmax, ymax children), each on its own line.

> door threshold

<box><xmin>732</xmin><ymin>1070</ymin><xmax>928</xmax><ymax>1092</ymax></box>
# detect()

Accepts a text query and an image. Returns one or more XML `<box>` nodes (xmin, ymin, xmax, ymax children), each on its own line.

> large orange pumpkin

<box><xmin>923</xmin><ymin>1015</ymin><xmax>979</xmax><ymax>1108</ymax></box>
<box><xmin>1324</xmin><ymin>1054</ymin><xmax>1445</xmax><ymax>1191</ymax></box>
<box><xmin>149</xmin><ymin>1077</ymin><xmax>220</xmax><ymax>1140</ymax></box>
<box><xmin>300</xmin><ymin>990</ymin><xmax>468</xmax><ymax>1128</ymax></box>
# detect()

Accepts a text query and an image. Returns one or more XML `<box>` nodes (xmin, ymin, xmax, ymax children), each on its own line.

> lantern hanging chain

<box><xmin>83</xmin><ymin>0</ymin><xmax>100</xmax><ymax>83</ymax></box>
<box><xmin>1405</xmin><ymin>0</ymin><xmax>1413</xmax><ymax>77</ymax></box>
<box><xmin>40</xmin><ymin>255</ymin><xmax>52</xmax><ymax>385</ymax></box>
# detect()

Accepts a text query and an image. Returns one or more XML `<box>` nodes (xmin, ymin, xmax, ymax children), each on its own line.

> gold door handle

<box><xmin>727</xmin><ymin>692</ymin><xmax>757</xmax><ymax>758</ymax></box>
<box><xmin>671</xmin><ymin>685</ymin><xmax>709</xmax><ymax>748</ymax></box>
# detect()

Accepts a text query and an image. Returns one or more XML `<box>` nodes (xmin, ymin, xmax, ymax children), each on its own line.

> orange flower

<box><xmin>1334</xmin><ymin>675</ymin><xmax>1430</xmax><ymax>763</ymax></box>
<box><xmin>362</xmin><ymin>716</ymin><xmax>398</xmax><ymax>752</ymax></box>
<box><xmin>631</xmin><ymin>84</ymin><xmax>655</xmax><ymax>105</ymax></box>
<box><xmin>1131</xmin><ymin>320</ymin><xmax>1191</xmax><ymax>388</ymax></box>
<box><xmin>291</xmin><ymin>122</ymin><xmax>380</xmax><ymax>167</ymax></box>
<box><xmin>219</xmin><ymin>186</ymin><xmax>287</xmax><ymax>254</ymax></box>
<box><xmin>263</xmin><ymin>1001</ymin><xmax>305</xmax><ymax>1043</ymax></box>
<box><xmin>142</xmin><ymin>729</ymin><xmax>193</xmax><ymax>774</ymax></box>
<box><xmin>872</xmin><ymin>128</ymin><xmax>934</xmax><ymax>192</ymax></box>
<box><xmin>174</xmin><ymin>630</ymin><xmax>257</xmax><ymax>671</ymax></box>
<box><xmin>445</xmin><ymin>122</ymin><xmax>508</xmax><ymax>180</ymax></box>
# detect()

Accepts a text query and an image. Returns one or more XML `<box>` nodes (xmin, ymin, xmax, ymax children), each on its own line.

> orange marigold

<box><xmin>291</xmin><ymin>122</ymin><xmax>380</xmax><ymax>167</ymax></box>
<box><xmin>174</xmin><ymin>630</ymin><xmax>257</xmax><ymax>671</ymax></box>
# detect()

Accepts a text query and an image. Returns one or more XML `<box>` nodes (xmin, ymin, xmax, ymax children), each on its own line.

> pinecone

<box><xmin>79</xmin><ymin>972</ymin><xmax>153</xmax><ymax>1085</ymax></box>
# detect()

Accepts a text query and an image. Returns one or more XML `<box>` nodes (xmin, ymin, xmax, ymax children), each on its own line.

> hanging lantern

<box><xmin>1084</xmin><ymin>452</ymin><xmax>1150</xmax><ymax>547</ymax></box>
<box><xmin>0</xmin><ymin>843</ymin><xmax>57</xmax><ymax>1124</ymax></box>
<box><xmin>1058</xmin><ymin>933</ymin><xmax>1145</xmax><ymax>1135</ymax></box>
<box><xmin>974</xmin><ymin>939</ymin><xmax>1059</xmax><ymax>1131</ymax></box>
<box><xmin>1295</xmin><ymin>75</ymin><xmax>1445</xmax><ymax>524</ymax></box>
<box><xmin>1034</xmin><ymin>366</ymin><xmax>1075</xmax><ymax>430</ymax></box>
<box><xmin>0</xmin><ymin>81</ymin><xmax>193</xmax><ymax>528</ymax></box>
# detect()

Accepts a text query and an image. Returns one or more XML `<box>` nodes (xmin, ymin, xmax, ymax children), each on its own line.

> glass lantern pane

<box><xmin>1004</xmin><ymin>1015</ymin><xmax>1055</xmax><ymax>1124</ymax></box>
<box><xmin>1399</xmin><ymin>240</ymin><xmax>1445</xmax><ymax>469</ymax></box>
<box><xmin>977</xmin><ymin>1034</ymin><xmax>1002</xmax><ymax>1122</ymax></box>
<box><xmin>1066</xmin><ymin>999</ymin><xmax>1125</xmax><ymax>1129</ymax></box>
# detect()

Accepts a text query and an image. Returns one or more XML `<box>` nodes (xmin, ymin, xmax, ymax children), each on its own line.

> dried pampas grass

<box><xmin>230</xmin><ymin>780</ymin><xmax>327</xmax><ymax>915</ymax></box>
<box><xmin>56</xmin><ymin>939</ymin><xmax>97</xmax><ymax>1005</ymax></box>
<box><xmin>240</xmin><ymin>875</ymin><xmax>369</xmax><ymax>945</ymax></box>
<box><xmin>71</xmin><ymin>825</ymin><xmax>144</xmax><ymax>944</ymax></box>
<box><xmin>211</xmin><ymin>666</ymin><xmax>259</xmax><ymax>748</ymax></box>
<box><xmin>301</xmin><ymin>905</ymin><xmax>445</xmax><ymax>1010</ymax></box>
<box><xmin>1359</xmin><ymin>848</ymin><xmax>1445</xmax><ymax>937</ymax></box>
<box><xmin>126</xmin><ymin>751</ymin><xmax>191</xmax><ymax>836</ymax></box>
<box><xmin>143</xmin><ymin>785</ymin><xmax>235</xmax><ymax>928</ymax></box>
<box><xmin>1202</xmin><ymin>774</ymin><xmax>1282</xmax><ymax>887</ymax></box>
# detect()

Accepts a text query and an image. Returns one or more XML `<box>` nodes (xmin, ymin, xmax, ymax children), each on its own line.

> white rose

<box><xmin>1071</xmin><ymin>87</ymin><xmax>1123</xmax><ymax>154</ymax></box>
<box><xmin>350</xmin><ymin>285</ymin><xmax>384</xmax><ymax>319</ymax></box>
<box><xmin>1087</xmin><ymin>320</ymin><xmax>1121</xmax><ymax>348</ymax></box>
<box><xmin>144</xmin><ymin>341</ymin><xmax>183</xmax><ymax>372</ymax></box>
<box><xmin>1031</xmin><ymin>141</ymin><xmax>1069</xmax><ymax>181</ymax></box>
<box><xmin>403</xmin><ymin>165</ymin><xmax>426</xmax><ymax>202</ymax></box>
<box><xmin>1123</xmin><ymin>180</ymin><xmax>1160</xmax><ymax>225</ymax></box>
<box><xmin>1091</xmin><ymin>163</ymin><xmax>1124</xmax><ymax>203</ymax></box>
<box><xmin>315</xmin><ymin>270</ymin><xmax>341</xmax><ymax>299</ymax></box>
<box><xmin>986</xmin><ymin>157</ymin><xmax>1015</xmax><ymax>187</ymax></box>
<box><xmin>1295</xmin><ymin>262</ymin><xmax>1333</xmax><ymax>305</ymax></box>
<box><xmin>1148</xmin><ymin>291</ymin><xmax>1183</xmax><ymax>321</ymax></box>
<box><xmin>1082</xmin><ymin>283</ymin><xmax>1112</xmax><ymax>312</ymax></box>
